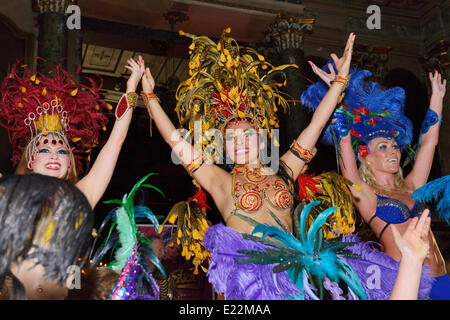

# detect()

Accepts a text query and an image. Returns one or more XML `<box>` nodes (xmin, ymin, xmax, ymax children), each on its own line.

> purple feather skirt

<box><xmin>204</xmin><ymin>224</ymin><xmax>434</xmax><ymax>300</ymax></box>
<box><xmin>204</xmin><ymin>223</ymin><xmax>302</xmax><ymax>300</ymax></box>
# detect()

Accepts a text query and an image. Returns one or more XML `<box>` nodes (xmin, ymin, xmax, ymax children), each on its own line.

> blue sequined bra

<box><xmin>367</xmin><ymin>195</ymin><xmax>427</xmax><ymax>240</ymax></box>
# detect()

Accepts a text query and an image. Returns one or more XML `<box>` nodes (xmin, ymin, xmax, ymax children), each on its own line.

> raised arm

<box><xmin>281</xmin><ymin>33</ymin><xmax>356</xmax><ymax>180</ymax></box>
<box><xmin>76</xmin><ymin>57</ymin><xmax>142</xmax><ymax>208</ymax></box>
<box><xmin>339</xmin><ymin>132</ymin><xmax>363</xmax><ymax>185</ymax></box>
<box><xmin>140</xmin><ymin>63</ymin><xmax>231</xmax><ymax>213</ymax></box>
<box><xmin>337</xmin><ymin>131</ymin><xmax>377</xmax><ymax>217</ymax></box>
<box><xmin>405</xmin><ymin>71</ymin><xmax>446</xmax><ymax>190</ymax></box>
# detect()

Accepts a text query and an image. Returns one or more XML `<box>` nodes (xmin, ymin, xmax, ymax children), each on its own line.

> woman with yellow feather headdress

<box><xmin>0</xmin><ymin>56</ymin><xmax>145</xmax><ymax>209</ymax></box>
<box><xmin>138</xmin><ymin>29</ymin><xmax>367</xmax><ymax>299</ymax></box>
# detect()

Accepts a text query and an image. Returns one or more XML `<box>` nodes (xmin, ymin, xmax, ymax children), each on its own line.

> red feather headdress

<box><xmin>0</xmin><ymin>59</ymin><xmax>110</xmax><ymax>175</ymax></box>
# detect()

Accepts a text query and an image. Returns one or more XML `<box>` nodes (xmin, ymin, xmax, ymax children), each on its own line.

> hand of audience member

<box><xmin>391</xmin><ymin>209</ymin><xmax>431</xmax><ymax>263</ymax></box>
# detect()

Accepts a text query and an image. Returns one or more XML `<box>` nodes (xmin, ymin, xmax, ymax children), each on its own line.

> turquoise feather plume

<box><xmin>412</xmin><ymin>175</ymin><xmax>450</xmax><ymax>225</ymax></box>
<box><xmin>236</xmin><ymin>200</ymin><xmax>367</xmax><ymax>300</ymax></box>
<box><xmin>97</xmin><ymin>173</ymin><xmax>167</xmax><ymax>276</ymax></box>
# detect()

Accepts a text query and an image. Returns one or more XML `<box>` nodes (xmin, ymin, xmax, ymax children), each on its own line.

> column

<box><xmin>32</xmin><ymin>0</ymin><xmax>71</xmax><ymax>73</ymax></box>
<box><xmin>264</xmin><ymin>13</ymin><xmax>315</xmax><ymax>151</ymax></box>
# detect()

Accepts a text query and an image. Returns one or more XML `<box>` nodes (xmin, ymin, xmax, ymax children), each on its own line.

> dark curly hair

<box><xmin>0</xmin><ymin>174</ymin><xmax>94</xmax><ymax>299</ymax></box>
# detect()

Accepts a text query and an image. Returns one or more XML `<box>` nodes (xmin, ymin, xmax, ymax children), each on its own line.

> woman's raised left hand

<box><xmin>429</xmin><ymin>70</ymin><xmax>447</xmax><ymax>98</ymax></box>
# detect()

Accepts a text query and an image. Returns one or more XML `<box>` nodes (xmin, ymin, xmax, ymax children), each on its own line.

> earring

<box><xmin>33</xmin><ymin>282</ymin><xmax>43</xmax><ymax>294</ymax></box>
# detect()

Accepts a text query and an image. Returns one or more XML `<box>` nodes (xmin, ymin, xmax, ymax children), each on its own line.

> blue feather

<box><xmin>299</xmin><ymin>201</ymin><xmax>321</xmax><ymax>244</ymax></box>
<box><xmin>306</xmin><ymin>206</ymin><xmax>337</xmax><ymax>252</ymax></box>
<box><xmin>336</xmin><ymin>260</ymin><xmax>368</xmax><ymax>300</ymax></box>
<box><xmin>140</xmin><ymin>246</ymin><xmax>167</xmax><ymax>278</ymax></box>
<box><xmin>135</xmin><ymin>205</ymin><xmax>160</xmax><ymax>232</ymax></box>
<box><xmin>252</xmin><ymin>224</ymin><xmax>302</xmax><ymax>251</ymax></box>
<box><xmin>239</xmin><ymin>200</ymin><xmax>368</xmax><ymax>300</ymax></box>
<box><xmin>413</xmin><ymin>175</ymin><xmax>450</xmax><ymax>224</ymax></box>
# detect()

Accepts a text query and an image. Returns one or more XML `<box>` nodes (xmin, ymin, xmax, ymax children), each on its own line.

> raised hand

<box><xmin>391</xmin><ymin>210</ymin><xmax>431</xmax><ymax>262</ymax></box>
<box><xmin>124</xmin><ymin>56</ymin><xmax>145</xmax><ymax>92</ymax></box>
<box><xmin>308</xmin><ymin>61</ymin><xmax>336</xmax><ymax>87</ymax></box>
<box><xmin>330</xmin><ymin>32</ymin><xmax>355</xmax><ymax>77</ymax></box>
<box><xmin>429</xmin><ymin>70</ymin><xmax>447</xmax><ymax>98</ymax></box>
<box><xmin>141</xmin><ymin>58</ymin><xmax>156</xmax><ymax>93</ymax></box>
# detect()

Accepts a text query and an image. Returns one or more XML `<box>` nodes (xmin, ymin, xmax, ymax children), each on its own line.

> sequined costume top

<box><xmin>231</xmin><ymin>165</ymin><xmax>294</xmax><ymax>213</ymax></box>
<box><xmin>368</xmin><ymin>195</ymin><xmax>426</xmax><ymax>240</ymax></box>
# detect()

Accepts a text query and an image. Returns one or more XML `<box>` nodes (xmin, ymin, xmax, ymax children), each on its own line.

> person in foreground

<box><xmin>0</xmin><ymin>174</ymin><xmax>93</xmax><ymax>300</ymax></box>
<box><xmin>390</xmin><ymin>210</ymin><xmax>431</xmax><ymax>300</ymax></box>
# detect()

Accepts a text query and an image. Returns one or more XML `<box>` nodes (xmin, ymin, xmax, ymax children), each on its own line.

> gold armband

<box><xmin>289</xmin><ymin>141</ymin><xmax>315</xmax><ymax>163</ymax></box>
<box><xmin>184</xmin><ymin>154</ymin><xmax>204</xmax><ymax>175</ymax></box>
<box><xmin>331</xmin><ymin>74</ymin><xmax>351</xmax><ymax>90</ymax></box>
<box><xmin>126</xmin><ymin>92</ymin><xmax>138</xmax><ymax>108</ymax></box>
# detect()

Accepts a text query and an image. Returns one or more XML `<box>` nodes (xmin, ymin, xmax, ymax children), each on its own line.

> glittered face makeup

<box><xmin>367</xmin><ymin>137</ymin><xmax>401</xmax><ymax>174</ymax></box>
<box><xmin>225</xmin><ymin>121</ymin><xmax>260</xmax><ymax>165</ymax></box>
<box><xmin>30</xmin><ymin>134</ymin><xmax>71</xmax><ymax>179</ymax></box>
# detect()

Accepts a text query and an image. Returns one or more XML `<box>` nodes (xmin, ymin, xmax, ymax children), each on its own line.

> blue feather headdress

<box><xmin>301</xmin><ymin>61</ymin><xmax>413</xmax><ymax>158</ymax></box>
<box><xmin>88</xmin><ymin>173</ymin><xmax>167</xmax><ymax>300</ymax></box>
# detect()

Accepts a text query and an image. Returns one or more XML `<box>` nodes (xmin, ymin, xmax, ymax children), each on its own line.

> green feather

<box><xmin>101</xmin><ymin>173</ymin><xmax>166</xmax><ymax>275</ymax></box>
<box><xmin>111</xmin><ymin>207</ymin><xmax>136</xmax><ymax>271</ymax></box>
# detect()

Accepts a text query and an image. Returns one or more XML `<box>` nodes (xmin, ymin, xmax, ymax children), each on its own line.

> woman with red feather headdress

<box><xmin>0</xmin><ymin>56</ymin><xmax>145</xmax><ymax>209</ymax></box>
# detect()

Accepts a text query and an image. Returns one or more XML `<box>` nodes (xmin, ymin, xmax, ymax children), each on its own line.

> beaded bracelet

<box><xmin>141</xmin><ymin>92</ymin><xmax>160</xmax><ymax>105</ymax></box>
<box><xmin>331</xmin><ymin>74</ymin><xmax>351</xmax><ymax>90</ymax></box>
<box><xmin>184</xmin><ymin>154</ymin><xmax>205</xmax><ymax>175</ymax></box>
<box><xmin>289</xmin><ymin>141</ymin><xmax>315</xmax><ymax>163</ymax></box>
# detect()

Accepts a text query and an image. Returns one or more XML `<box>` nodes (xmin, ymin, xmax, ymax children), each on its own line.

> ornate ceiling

<box><xmin>77</xmin><ymin>0</ymin><xmax>448</xmax><ymax>101</ymax></box>
<box><xmin>78</xmin><ymin>0</ymin><xmax>306</xmax><ymax>43</ymax></box>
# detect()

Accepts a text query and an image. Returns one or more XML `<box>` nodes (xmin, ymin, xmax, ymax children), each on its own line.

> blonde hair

<box><xmin>15</xmin><ymin>135</ymin><xmax>78</xmax><ymax>184</ymax></box>
<box><xmin>358</xmin><ymin>157</ymin><xmax>411</xmax><ymax>195</ymax></box>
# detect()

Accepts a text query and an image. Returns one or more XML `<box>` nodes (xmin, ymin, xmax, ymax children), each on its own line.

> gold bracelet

<box><xmin>126</xmin><ymin>92</ymin><xmax>138</xmax><ymax>108</ymax></box>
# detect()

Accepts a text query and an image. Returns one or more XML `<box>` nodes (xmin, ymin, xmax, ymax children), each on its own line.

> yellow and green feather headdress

<box><xmin>175</xmin><ymin>28</ymin><xmax>298</xmax><ymax>136</ymax></box>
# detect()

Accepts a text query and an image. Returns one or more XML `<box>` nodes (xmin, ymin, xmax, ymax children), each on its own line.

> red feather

<box><xmin>188</xmin><ymin>187</ymin><xmax>210</xmax><ymax>213</ymax></box>
<box><xmin>297</xmin><ymin>173</ymin><xmax>323</xmax><ymax>200</ymax></box>
<box><xmin>0</xmin><ymin>58</ymin><xmax>109</xmax><ymax>174</ymax></box>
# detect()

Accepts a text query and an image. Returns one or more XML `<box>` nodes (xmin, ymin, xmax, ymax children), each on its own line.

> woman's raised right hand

<box><xmin>140</xmin><ymin>56</ymin><xmax>155</xmax><ymax>93</ymax></box>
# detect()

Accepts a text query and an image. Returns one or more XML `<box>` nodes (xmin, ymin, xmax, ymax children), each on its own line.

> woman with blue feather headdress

<box><xmin>301</xmin><ymin>58</ymin><xmax>448</xmax><ymax>299</ymax></box>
